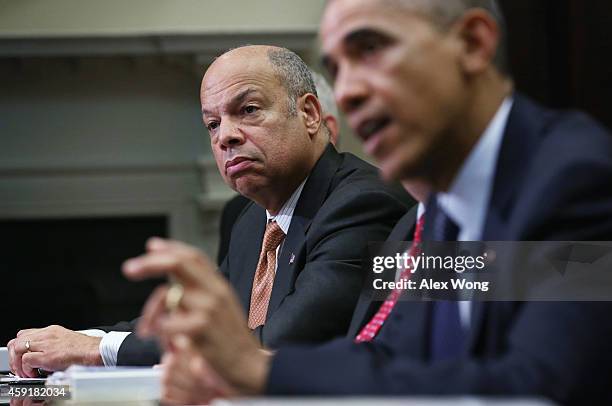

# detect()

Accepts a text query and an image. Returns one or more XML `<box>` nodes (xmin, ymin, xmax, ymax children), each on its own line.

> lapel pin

<box><xmin>289</xmin><ymin>253</ymin><xmax>295</xmax><ymax>264</ymax></box>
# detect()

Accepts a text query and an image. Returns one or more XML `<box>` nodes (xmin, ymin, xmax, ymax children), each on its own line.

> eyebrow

<box><xmin>320</xmin><ymin>28</ymin><xmax>389</xmax><ymax>74</ymax></box>
<box><xmin>343</xmin><ymin>28</ymin><xmax>388</xmax><ymax>48</ymax></box>
<box><xmin>201</xmin><ymin>88</ymin><xmax>259</xmax><ymax>116</ymax></box>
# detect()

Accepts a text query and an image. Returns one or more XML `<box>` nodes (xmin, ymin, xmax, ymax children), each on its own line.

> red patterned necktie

<box><xmin>355</xmin><ymin>214</ymin><xmax>425</xmax><ymax>342</ymax></box>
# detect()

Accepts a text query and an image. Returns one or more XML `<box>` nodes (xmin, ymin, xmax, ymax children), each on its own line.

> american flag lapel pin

<box><xmin>289</xmin><ymin>253</ymin><xmax>295</xmax><ymax>264</ymax></box>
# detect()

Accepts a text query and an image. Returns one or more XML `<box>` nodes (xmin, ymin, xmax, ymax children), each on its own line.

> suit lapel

<box><xmin>467</xmin><ymin>94</ymin><xmax>545</xmax><ymax>352</ymax></box>
<box><xmin>233</xmin><ymin>206</ymin><xmax>267</xmax><ymax>314</ymax></box>
<box><xmin>347</xmin><ymin>206</ymin><xmax>419</xmax><ymax>337</ymax></box>
<box><xmin>482</xmin><ymin>93</ymin><xmax>545</xmax><ymax>239</ymax></box>
<box><xmin>266</xmin><ymin>144</ymin><xmax>343</xmax><ymax>318</ymax></box>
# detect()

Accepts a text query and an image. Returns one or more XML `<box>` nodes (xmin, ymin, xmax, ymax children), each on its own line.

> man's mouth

<box><xmin>225</xmin><ymin>157</ymin><xmax>255</xmax><ymax>177</ymax></box>
<box><xmin>356</xmin><ymin>116</ymin><xmax>392</xmax><ymax>142</ymax></box>
<box><xmin>355</xmin><ymin>116</ymin><xmax>393</xmax><ymax>156</ymax></box>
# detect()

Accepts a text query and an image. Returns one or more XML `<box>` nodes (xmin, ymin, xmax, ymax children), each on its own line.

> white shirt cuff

<box><xmin>99</xmin><ymin>332</ymin><xmax>132</xmax><ymax>367</ymax></box>
<box><xmin>78</xmin><ymin>329</ymin><xmax>107</xmax><ymax>338</ymax></box>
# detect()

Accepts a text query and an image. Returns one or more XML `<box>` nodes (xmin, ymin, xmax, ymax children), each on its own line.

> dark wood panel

<box><xmin>500</xmin><ymin>0</ymin><xmax>612</xmax><ymax>129</ymax></box>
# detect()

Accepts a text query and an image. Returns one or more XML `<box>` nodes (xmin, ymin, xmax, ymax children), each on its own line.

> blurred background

<box><xmin>0</xmin><ymin>0</ymin><xmax>610</xmax><ymax>345</ymax></box>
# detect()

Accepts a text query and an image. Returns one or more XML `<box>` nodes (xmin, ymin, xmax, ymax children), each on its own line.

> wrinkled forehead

<box><xmin>321</xmin><ymin>0</ymin><xmax>404</xmax><ymax>53</ymax></box>
<box><xmin>200</xmin><ymin>58</ymin><xmax>282</xmax><ymax>108</ymax></box>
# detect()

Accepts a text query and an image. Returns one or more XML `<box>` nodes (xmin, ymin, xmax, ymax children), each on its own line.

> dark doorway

<box><xmin>500</xmin><ymin>0</ymin><xmax>612</xmax><ymax>129</ymax></box>
<box><xmin>0</xmin><ymin>216</ymin><xmax>166</xmax><ymax>345</ymax></box>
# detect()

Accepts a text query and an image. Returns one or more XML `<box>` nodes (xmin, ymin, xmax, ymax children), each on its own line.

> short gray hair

<box><xmin>310</xmin><ymin>70</ymin><xmax>338</xmax><ymax>119</ymax></box>
<box><xmin>387</xmin><ymin>0</ymin><xmax>508</xmax><ymax>74</ymax></box>
<box><xmin>267</xmin><ymin>48</ymin><xmax>318</xmax><ymax>116</ymax></box>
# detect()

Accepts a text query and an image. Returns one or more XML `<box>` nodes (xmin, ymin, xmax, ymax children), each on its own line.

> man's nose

<box><xmin>334</xmin><ymin>64</ymin><xmax>368</xmax><ymax>114</ymax></box>
<box><xmin>219</xmin><ymin>119</ymin><xmax>246</xmax><ymax>149</ymax></box>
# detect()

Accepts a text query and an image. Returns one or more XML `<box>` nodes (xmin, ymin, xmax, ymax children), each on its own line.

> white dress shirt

<box><xmin>266</xmin><ymin>178</ymin><xmax>307</xmax><ymax>241</ymax></box>
<box><xmin>83</xmin><ymin>178</ymin><xmax>307</xmax><ymax>366</ymax></box>
<box><xmin>79</xmin><ymin>328</ymin><xmax>130</xmax><ymax>366</ymax></box>
<box><xmin>436</xmin><ymin>96</ymin><xmax>514</xmax><ymax>328</ymax></box>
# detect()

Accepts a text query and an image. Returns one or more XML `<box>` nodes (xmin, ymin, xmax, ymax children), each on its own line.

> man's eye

<box><xmin>325</xmin><ymin>64</ymin><xmax>338</xmax><ymax>81</ymax></box>
<box><xmin>360</xmin><ymin>38</ymin><xmax>386</xmax><ymax>55</ymax></box>
<box><xmin>207</xmin><ymin>122</ymin><xmax>219</xmax><ymax>132</ymax></box>
<box><xmin>244</xmin><ymin>105</ymin><xmax>259</xmax><ymax>114</ymax></box>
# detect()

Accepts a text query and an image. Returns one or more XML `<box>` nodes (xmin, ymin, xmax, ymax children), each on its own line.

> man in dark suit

<box><xmin>8</xmin><ymin>45</ymin><xmax>410</xmax><ymax>377</ymax></box>
<box><xmin>100</xmin><ymin>83</ymin><xmax>339</xmax><ymax>365</ymax></box>
<box><xmin>92</xmin><ymin>70</ymin><xmax>345</xmax><ymax>368</ymax></box>
<box><xmin>124</xmin><ymin>0</ymin><xmax>612</xmax><ymax>404</ymax></box>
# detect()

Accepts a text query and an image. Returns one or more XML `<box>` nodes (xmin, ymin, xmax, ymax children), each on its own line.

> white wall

<box><xmin>0</xmin><ymin>57</ymin><xmax>205</xmax><ymax>169</ymax></box>
<box><xmin>0</xmin><ymin>0</ymin><xmax>326</xmax><ymax>37</ymax></box>
<box><xmin>0</xmin><ymin>56</ymin><xmax>218</xmax><ymax>252</ymax></box>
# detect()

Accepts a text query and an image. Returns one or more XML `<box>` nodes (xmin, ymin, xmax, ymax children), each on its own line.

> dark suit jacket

<box><xmin>95</xmin><ymin>319</ymin><xmax>161</xmax><ymax>366</ymax></box>
<box><xmin>99</xmin><ymin>144</ymin><xmax>412</xmax><ymax>363</ymax></box>
<box><xmin>220</xmin><ymin>144</ymin><xmax>411</xmax><ymax>348</ymax></box>
<box><xmin>217</xmin><ymin>195</ymin><xmax>250</xmax><ymax>265</ymax></box>
<box><xmin>267</xmin><ymin>94</ymin><xmax>612</xmax><ymax>405</ymax></box>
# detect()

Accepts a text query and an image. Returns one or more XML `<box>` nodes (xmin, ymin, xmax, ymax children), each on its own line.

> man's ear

<box><xmin>454</xmin><ymin>9</ymin><xmax>500</xmax><ymax>75</ymax></box>
<box><xmin>299</xmin><ymin>93</ymin><xmax>323</xmax><ymax>138</ymax></box>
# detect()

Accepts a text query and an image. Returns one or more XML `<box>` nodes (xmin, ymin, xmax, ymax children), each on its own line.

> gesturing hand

<box><xmin>123</xmin><ymin>237</ymin><xmax>271</xmax><ymax>396</ymax></box>
<box><xmin>160</xmin><ymin>335</ymin><xmax>236</xmax><ymax>405</ymax></box>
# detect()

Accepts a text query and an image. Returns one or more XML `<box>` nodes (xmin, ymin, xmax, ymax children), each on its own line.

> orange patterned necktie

<box><xmin>248</xmin><ymin>221</ymin><xmax>286</xmax><ymax>329</ymax></box>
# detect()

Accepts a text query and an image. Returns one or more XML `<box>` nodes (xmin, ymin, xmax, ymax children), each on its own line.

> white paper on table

<box><xmin>47</xmin><ymin>365</ymin><xmax>161</xmax><ymax>402</ymax></box>
<box><xmin>0</xmin><ymin>374</ymin><xmax>46</xmax><ymax>384</ymax></box>
<box><xmin>0</xmin><ymin>347</ymin><xmax>8</xmax><ymax>372</ymax></box>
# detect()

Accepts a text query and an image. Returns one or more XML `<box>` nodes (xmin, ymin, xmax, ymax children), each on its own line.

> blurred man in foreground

<box><xmin>125</xmin><ymin>0</ymin><xmax>612</xmax><ymax>404</ymax></box>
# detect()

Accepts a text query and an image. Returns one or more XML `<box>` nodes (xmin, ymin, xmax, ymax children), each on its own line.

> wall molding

<box><xmin>0</xmin><ymin>32</ymin><xmax>316</xmax><ymax>59</ymax></box>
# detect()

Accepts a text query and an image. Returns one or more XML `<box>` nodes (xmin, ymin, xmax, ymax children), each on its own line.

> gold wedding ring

<box><xmin>165</xmin><ymin>282</ymin><xmax>184</xmax><ymax>312</ymax></box>
<box><xmin>25</xmin><ymin>340</ymin><xmax>31</xmax><ymax>352</ymax></box>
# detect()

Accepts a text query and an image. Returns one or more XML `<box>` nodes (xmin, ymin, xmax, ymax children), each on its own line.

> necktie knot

<box><xmin>262</xmin><ymin>221</ymin><xmax>285</xmax><ymax>252</ymax></box>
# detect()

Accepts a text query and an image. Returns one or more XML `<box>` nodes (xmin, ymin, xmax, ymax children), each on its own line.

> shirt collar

<box><xmin>437</xmin><ymin>96</ymin><xmax>513</xmax><ymax>240</ymax></box>
<box><xmin>417</xmin><ymin>202</ymin><xmax>426</xmax><ymax>219</ymax></box>
<box><xmin>266</xmin><ymin>177</ymin><xmax>308</xmax><ymax>235</ymax></box>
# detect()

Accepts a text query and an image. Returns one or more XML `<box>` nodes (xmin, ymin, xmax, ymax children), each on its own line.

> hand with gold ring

<box><xmin>124</xmin><ymin>237</ymin><xmax>270</xmax><ymax>397</ymax></box>
<box><xmin>165</xmin><ymin>281</ymin><xmax>184</xmax><ymax>312</ymax></box>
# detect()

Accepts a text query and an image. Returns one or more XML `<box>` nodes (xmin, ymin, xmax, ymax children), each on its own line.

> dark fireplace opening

<box><xmin>0</xmin><ymin>216</ymin><xmax>167</xmax><ymax>346</ymax></box>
